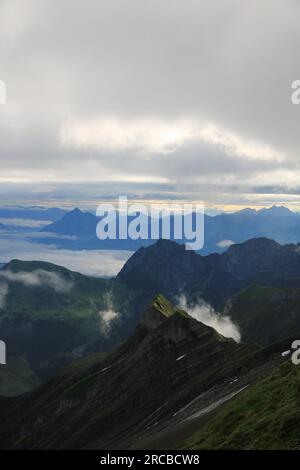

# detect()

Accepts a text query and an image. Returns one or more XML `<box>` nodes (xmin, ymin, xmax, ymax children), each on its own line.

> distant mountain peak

<box><xmin>258</xmin><ymin>205</ymin><xmax>294</xmax><ymax>216</ymax></box>
<box><xmin>65</xmin><ymin>207</ymin><xmax>93</xmax><ymax>218</ymax></box>
<box><xmin>40</xmin><ymin>207</ymin><xmax>97</xmax><ymax>236</ymax></box>
<box><xmin>70</xmin><ymin>207</ymin><xmax>83</xmax><ymax>215</ymax></box>
<box><xmin>236</xmin><ymin>208</ymin><xmax>257</xmax><ymax>215</ymax></box>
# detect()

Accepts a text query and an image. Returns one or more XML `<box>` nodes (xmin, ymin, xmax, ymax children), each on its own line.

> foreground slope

<box><xmin>183</xmin><ymin>360</ymin><xmax>300</xmax><ymax>449</ymax></box>
<box><xmin>0</xmin><ymin>295</ymin><xmax>282</xmax><ymax>450</ymax></box>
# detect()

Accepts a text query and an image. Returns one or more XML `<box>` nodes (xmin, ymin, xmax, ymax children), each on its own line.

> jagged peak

<box><xmin>258</xmin><ymin>205</ymin><xmax>294</xmax><ymax>216</ymax></box>
<box><xmin>151</xmin><ymin>294</ymin><xmax>189</xmax><ymax>319</ymax></box>
<box><xmin>140</xmin><ymin>294</ymin><xmax>190</xmax><ymax>332</ymax></box>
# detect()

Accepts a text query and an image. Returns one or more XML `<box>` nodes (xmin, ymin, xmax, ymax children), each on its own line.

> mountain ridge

<box><xmin>0</xmin><ymin>294</ymin><xmax>281</xmax><ymax>450</ymax></box>
<box><xmin>38</xmin><ymin>204</ymin><xmax>300</xmax><ymax>254</ymax></box>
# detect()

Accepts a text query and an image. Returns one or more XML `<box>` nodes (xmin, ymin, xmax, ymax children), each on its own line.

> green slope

<box><xmin>0</xmin><ymin>357</ymin><xmax>40</xmax><ymax>397</ymax></box>
<box><xmin>0</xmin><ymin>259</ymin><xmax>142</xmax><ymax>392</ymax></box>
<box><xmin>182</xmin><ymin>360</ymin><xmax>300</xmax><ymax>449</ymax></box>
<box><xmin>222</xmin><ymin>284</ymin><xmax>300</xmax><ymax>345</ymax></box>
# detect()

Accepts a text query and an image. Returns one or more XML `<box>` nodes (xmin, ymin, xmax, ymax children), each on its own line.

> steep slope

<box><xmin>0</xmin><ymin>259</ymin><xmax>142</xmax><ymax>391</ymax></box>
<box><xmin>0</xmin><ymin>295</ymin><xmax>282</xmax><ymax>450</ymax></box>
<box><xmin>222</xmin><ymin>284</ymin><xmax>300</xmax><ymax>345</ymax></box>
<box><xmin>182</xmin><ymin>360</ymin><xmax>300</xmax><ymax>450</ymax></box>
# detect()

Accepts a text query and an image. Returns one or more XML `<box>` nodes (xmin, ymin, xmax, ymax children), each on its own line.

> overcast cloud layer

<box><xmin>1</xmin><ymin>0</ymin><xmax>300</xmax><ymax>208</ymax></box>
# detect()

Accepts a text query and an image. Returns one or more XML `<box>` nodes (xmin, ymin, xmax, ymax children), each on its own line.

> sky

<box><xmin>1</xmin><ymin>0</ymin><xmax>300</xmax><ymax>210</ymax></box>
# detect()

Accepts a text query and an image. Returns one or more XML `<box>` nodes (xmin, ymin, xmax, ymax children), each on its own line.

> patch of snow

<box><xmin>100</xmin><ymin>365</ymin><xmax>113</xmax><ymax>372</ymax></box>
<box><xmin>229</xmin><ymin>377</ymin><xmax>238</xmax><ymax>384</ymax></box>
<box><xmin>176</xmin><ymin>354</ymin><xmax>186</xmax><ymax>362</ymax></box>
<box><xmin>184</xmin><ymin>386</ymin><xmax>249</xmax><ymax>421</ymax></box>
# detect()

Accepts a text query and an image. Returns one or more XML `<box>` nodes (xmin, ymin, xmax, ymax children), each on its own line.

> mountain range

<box><xmin>3</xmin><ymin>236</ymin><xmax>300</xmax><ymax>396</ymax></box>
<box><xmin>2</xmin><ymin>236</ymin><xmax>300</xmax><ymax>448</ymax></box>
<box><xmin>38</xmin><ymin>205</ymin><xmax>300</xmax><ymax>254</ymax></box>
<box><xmin>118</xmin><ymin>237</ymin><xmax>300</xmax><ymax>307</ymax></box>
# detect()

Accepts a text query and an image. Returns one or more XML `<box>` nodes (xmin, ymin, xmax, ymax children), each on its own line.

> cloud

<box><xmin>100</xmin><ymin>290</ymin><xmax>119</xmax><ymax>335</ymax></box>
<box><xmin>0</xmin><ymin>269</ymin><xmax>73</xmax><ymax>292</ymax></box>
<box><xmin>0</xmin><ymin>218</ymin><xmax>51</xmax><ymax>228</ymax></box>
<box><xmin>217</xmin><ymin>239</ymin><xmax>235</xmax><ymax>249</ymax></box>
<box><xmin>60</xmin><ymin>118</ymin><xmax>195</xmax><ymax>155</ymax></box>
<box><xmin>178</xmin><ymin>295</ymin><xmax>241</xmax><ymax>342</ymax></box>
<box><xmin>101</xmin><ymin>309</ymin><xmax>119</xmax><ymax>335</ymax></box>
<box><xmin>61</xmin><ymin>118</ymin><xmax>285</xmax><ymax>163</ymax></box>
<box><xmin>1</xmin><ymin>0</ymin><xmax>300</xmax><ymax>207</ymax></box>
<box><xmin>0</xmin><ymin>235</ymin><xmax>132</xmax><ymax>277</ymax></box>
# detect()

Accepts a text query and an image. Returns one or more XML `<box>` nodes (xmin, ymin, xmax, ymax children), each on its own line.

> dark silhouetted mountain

<box><xmin>118</xmin><ymin>238</ymin><xmax>300</xmax><ymax>308</ymax></box>
<box><xmin>218</xmin><ymin>237</ymin><xmax>300</xmax><ymax>280</ymax></box>
<box><xmin>0</xmin><ymin>294</ymin><xmax>283</xmax><ymax>450</ymax></box>
<box><xmin>118</xmin><ymin>238</ymin><xmax>210</xmax><ymax>295</ymax></box>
